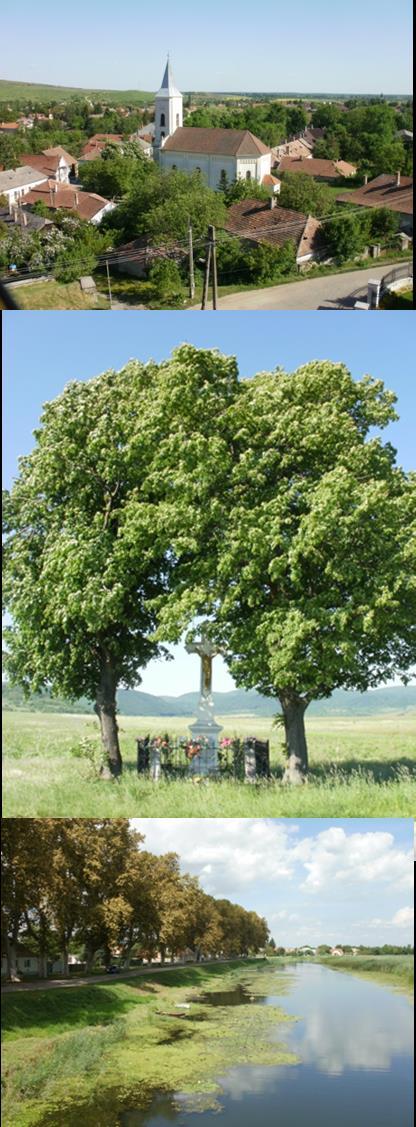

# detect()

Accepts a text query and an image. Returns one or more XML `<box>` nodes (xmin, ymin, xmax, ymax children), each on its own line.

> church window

<box><xmin>160</xmin><ymin>113</ymin><xmax>165</xmax><ymax>127</ymax></box>
<box><xmin>176</xmin><ymin>113</ymin><xmax>180</xmax><ymax>127</ymax></box>
<box><xmin>246</xmin><ymin>170</ymin><xmax>252</xmax><ymax>180</ymax></box>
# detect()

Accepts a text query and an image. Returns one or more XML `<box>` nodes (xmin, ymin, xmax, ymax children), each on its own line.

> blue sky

<box><xmin>1</xmin><ymin>1</ymin><xmax>412</xmax><ymax>93</ymax></box>
<box><xmin>131</xmin><ymin>818</ymin><xmax>414</xmax><ymax>946</ymax></box>
<box><xmin>3</xmin><ymin>310</ymin><xmax>415</xmax><ymax>695</ymax></box>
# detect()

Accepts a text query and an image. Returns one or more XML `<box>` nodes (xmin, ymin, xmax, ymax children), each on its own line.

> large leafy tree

<box><xmin>208</xmin><ymin>363</ymin><xmax>416</xmax><ymax>782</ymax></box>
<box><xmin>2</xmin><ymin>346</ymin><xmax>238</xmax><ymax>775</ymax></box>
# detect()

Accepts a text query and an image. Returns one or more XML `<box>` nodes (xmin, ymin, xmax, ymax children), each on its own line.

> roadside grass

<box><xmin>380</xmin><ymin>288</ymin><xmax>413</xmax><ymax>310</ymax></box>
<box><xmin>3</xmin><ymin>710</ymin><xmax>416</xmax><ymax>817</ymax></box>
<box><xmin>2</xmin><ymin>960</ymin><xmax>295</xmax><ymax>1127</ymax></box>
<box><xmin>7</xmin><ymin>281</ymin><xmax>110</xmax><ymax>310</ymax></box>
<box><xmin>317</xmin><ymin>955</ymin><xmax>414</xmax><ymax>995</ymax></box>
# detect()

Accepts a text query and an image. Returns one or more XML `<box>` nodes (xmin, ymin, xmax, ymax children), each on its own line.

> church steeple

<box><xmin>154</xmin><ymin>55</ymin><xmax>183</xmax><ymax>151</ymax></box>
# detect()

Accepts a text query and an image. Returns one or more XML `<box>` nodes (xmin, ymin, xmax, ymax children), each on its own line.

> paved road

<box><xmin>1</xmin><ymin>956</ymin><xmax>248</xmax><ymax>993</ymax></box>
<box><xmin>195</xmin><ymin>262</ymin><xmax>410</xmax><ymax>311</ymax></box>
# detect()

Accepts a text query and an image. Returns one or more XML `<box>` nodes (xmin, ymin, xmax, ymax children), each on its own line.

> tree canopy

<box><xmin>1</xmin><ymin>819</ymin><xmax>269</xmax><ymax>980</ymax></box>
<box><xmin>202</xmin><ymin>363</ymin><xmax>416</xmax><ymax>780</ymax></box>
<box><xmin>4</xmin><ymin>350</ymin><xmax>415</xmax><ymax>784</ymax></box>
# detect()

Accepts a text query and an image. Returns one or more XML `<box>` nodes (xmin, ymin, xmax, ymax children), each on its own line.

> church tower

<box><xmin>154</xmin><ymin>56</ymin><xmax>183</xmax><ymax>151</ymax></box>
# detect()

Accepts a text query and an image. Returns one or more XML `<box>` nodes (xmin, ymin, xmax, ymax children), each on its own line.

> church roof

<box><xmin>156</xmin><ymin>58</ymin><xmax>182</xmax><ymax>98</ymax></box>
<box><xmin>162</xmin><ymin>127</ymin><xmax>270</xmax><ymax>157</ymax></box>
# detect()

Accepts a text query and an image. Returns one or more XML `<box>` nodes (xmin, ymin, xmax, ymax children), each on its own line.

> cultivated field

<box><xmin>3</xmin><ymin>709</ymin><xmax>415</xmax><ymax>818</ymax></box>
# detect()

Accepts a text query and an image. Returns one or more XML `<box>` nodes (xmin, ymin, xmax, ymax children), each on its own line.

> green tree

<box><xmin>3</xmin><ymin>347</ymin><xmax>238</xmax><ymax>774</ymax></box>
<box><xmin>325</xmin><ymin>212</ymin><xmax>369</xmax><ymax>263</ymax></box>
<box><xmin>207</xmin><ymin>363</ymin><xmax>416</xmax><ymax>782</ymax></box>
<box><xmin>278</xmin><ymin>173</ymin><xmax>333</xmax><ymax>217</ymax></box>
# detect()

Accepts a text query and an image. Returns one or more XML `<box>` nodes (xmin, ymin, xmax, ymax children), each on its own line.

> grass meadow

<box><xmin>3</xmin><ymin>709</ymin><xmax>415</xmax><ymax>817</ymax></box>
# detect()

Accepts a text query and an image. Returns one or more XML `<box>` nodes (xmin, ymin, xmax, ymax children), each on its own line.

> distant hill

<box><xmin>0</xmin><ymin>80</ymin><xmax>410</xmax><ymax>104</ymax></box>
<box><xmin>3</xmin><ymin>682</ymin><xmax>416</xmax><ymax>718</ymax></box>
<box><xmin>0</xmin><ymin>79</ymin><xmax>155</xmax><ymax>104</ymax></box>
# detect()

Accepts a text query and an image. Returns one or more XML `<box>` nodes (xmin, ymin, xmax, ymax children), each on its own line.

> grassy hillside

<box><xmin>3</xmin><ymin>681</ymin><xmax>416</xmax><ymax>718</ymax></box>
<box><xmin>0</xmin><ymin>79</ymin><xmax>155</xmax><ymax>104</ymax></box>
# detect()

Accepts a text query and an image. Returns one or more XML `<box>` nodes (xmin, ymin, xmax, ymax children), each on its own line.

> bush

<box><xmin>148</xmin><ymin>258</ymin><xmax>185</xmax><ymax>307</ymax></box>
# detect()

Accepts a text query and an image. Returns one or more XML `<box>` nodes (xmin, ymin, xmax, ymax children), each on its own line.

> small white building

<box><xmin>0</xmin><ymin>165</ymin><xmax>48</xmax><ymax>206</ymax></box>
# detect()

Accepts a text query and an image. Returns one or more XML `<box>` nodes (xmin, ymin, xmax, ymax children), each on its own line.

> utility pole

<box><xmin>209</xmin><ymin>224</ymin><xmax>218</xmax><ymax>310</ymax></box>
<box><xmin>106</xmin><ymin>259</ymin><xmax>113</xmax><ymax>310</ymax></box>
<box><xmin>188</xmin><ymin>219</ymin><xmax>195</xmax><ymax>301</ymax></box>
<box><xmin>201</xmin><ymin>233</ymin><xmax>212</xmax><ymax>309</ymax></box>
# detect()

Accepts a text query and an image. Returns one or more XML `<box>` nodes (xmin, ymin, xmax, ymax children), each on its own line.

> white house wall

<box><xmin>160</xmin><ymin>149</ymin><xmax>271</xmax><ymax>189</ymax></box>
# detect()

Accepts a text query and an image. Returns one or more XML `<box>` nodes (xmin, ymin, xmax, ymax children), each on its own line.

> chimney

<box><xmin>364</xmin><ymin>174</ymin><xmax>368</xmax><ymax>185</ymax></box>
<box><xmin>74</xmin><ymin>191</ymin><xmax>79</xmax><ymax>207</ymax></box>
<box><xmin>50</xmin><ymin>187</ymin><xmax>54</xmax><ymax>206</ymax></box>
<box><xmin>396</xmin><ymin>170</ymin><xmax>401</xmax><ymax>187</ymax></box>
<box><xmin>22</xmin><ymin>209</ymin><xmax>28</xmax><ymax>227</ymax></box>
<box><xmin>270</xmin><ymin>195</ymin><xmax>277</xmax><ymax>209</ymax></box>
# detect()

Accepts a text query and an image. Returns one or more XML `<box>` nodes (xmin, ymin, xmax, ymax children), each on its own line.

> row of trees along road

<box><xmin>1</xmin><ymin>819</ymin><xmax>269</xmax><ymax>981</ymax></box>
<box><xmin>3</xmin><ymin>348</ymin><xmax>416</xmax><ymax>782</ymax></box>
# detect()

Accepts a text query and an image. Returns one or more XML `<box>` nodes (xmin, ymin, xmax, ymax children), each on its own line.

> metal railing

<box><xmin>380</xmin><ymin>261</ymin><xmax>413</xmax><ymax>296</ymax></box>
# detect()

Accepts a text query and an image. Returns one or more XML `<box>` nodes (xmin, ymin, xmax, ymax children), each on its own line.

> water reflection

<box><xmin>267</xmin><ymin>963</ymin><xmax>414</xmax><ymax>1074</ymax></box>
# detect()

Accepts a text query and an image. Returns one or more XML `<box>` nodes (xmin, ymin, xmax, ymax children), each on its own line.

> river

<box><xmin>120</xmin><ymin>962</ymin><xmax>413</xmax><ymax>1126</ymax></box>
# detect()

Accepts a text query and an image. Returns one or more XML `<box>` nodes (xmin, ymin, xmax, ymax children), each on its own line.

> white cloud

<box><xmin>293</xmin><ymin>829</ymin><xmax>413</xmax><ymax>893</ymax></box>
<box><xmin>392</xmin><ymin>906</ymin><xmax>414</xmax><ymax>927</ymax></box>
<box><xmin>133</xmin><ymin>819</ymin><xmax>295</xmax><ymax>895</ymax></box>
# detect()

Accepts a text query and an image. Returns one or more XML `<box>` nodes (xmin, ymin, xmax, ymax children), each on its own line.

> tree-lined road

<box><xmin>195</xmin><ymin>262</ymin><xmax>410</xmax><ymax>310</ymax></box>
<box><xmin>1</xmin><ymin>956</ymin><xmax>247</xmax><ymax>993</ymax></box>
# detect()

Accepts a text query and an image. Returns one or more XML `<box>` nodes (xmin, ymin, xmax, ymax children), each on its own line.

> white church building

<box><xmin>154</xmin><ymin>59</ymin><xmax>273</xmax><ymax>190</ymax></box>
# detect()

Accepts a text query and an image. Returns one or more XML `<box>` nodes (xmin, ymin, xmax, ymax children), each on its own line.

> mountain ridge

<box><xmin>3</xmin><ymin>682</ymin><xmax>416</xmax><ymax>718</ymax></box>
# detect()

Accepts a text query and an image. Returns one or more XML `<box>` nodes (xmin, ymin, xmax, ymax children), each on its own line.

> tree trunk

<box><xmin>5</xmin><ymin>935</ymin><xmax>19</xmax><ymax>982</ymax></box>
<box><xmin>62</xmin><ymin>945</ymin><xmax>69</xmax><ymax>978</ymax></box>
<box><xmin>95</xmin><ymin>657</ymin><xmax>122</xmax><ymax>777</ymax></box>
<box><xmin>85</xmin><ymin>944</ymin><xmax>95</xmax><ymax>974</ymax></box>
<box><xmin>280</xmin><ymin>692</ymin><xmax>309</xmax><ymax>783</ymax></box>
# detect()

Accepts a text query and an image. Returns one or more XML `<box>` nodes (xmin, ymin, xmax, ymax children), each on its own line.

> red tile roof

<box><xmin>224</xmin><ymin>198</ymin><xmax>323</xmax><ymax>258</ymax></box>
<box><xmin>20</xmin><ymin>146</ymin><xmax>78</xmax><ymax>178</ymax></box>
<box><xmin>278</xmin><ymin>156</ymin><xmax>356</xmax><ymax>178</ymax></box>
<box><xmin>162</xmin><ymin>127</ymin><xmax>270</xmax><ymax>157</ymax></box>
<box><xmin>24</xmin><ymin>180</ymin><xmax>112</xmax><ymax>221</ymax></box>
<box><xmin>337</xmin><ymin>173</ymin><xmax>413</xmax><ymax>215</ymax></box>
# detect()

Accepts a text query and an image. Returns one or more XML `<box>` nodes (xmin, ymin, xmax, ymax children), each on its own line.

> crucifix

<box><xmin>185</xmin><ymin>626</ymin><xmax>221</xmax><ymax>702</ymax></box>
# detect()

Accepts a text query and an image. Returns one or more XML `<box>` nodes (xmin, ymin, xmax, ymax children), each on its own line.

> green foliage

<box><xmin>325</xmin><ymin>212</ymin><xmax>369</xmax><ymax>262</ymax></box>
<box><xmin>54</xmin><ymin>244</ymin><xmax>97</xmax><ymax>281</ymax></box>
<box><xmin>148</xmin><ymin>258</ymin><xmax>185</xmax><ymax>307</ymax></box>
<box><xmin>80</xmin><ymin>143</ymin><xmax>147</xmax><ymax>199</ymax></box>
<box><xmin>223</xmin><ymin>177</ymin><xmax>269</xmax><ymax>206</ymax></box>
<box><xmin>278</xmin><ymin>172</ymin><xmax>334</xmax><ymax>217</ymax></box>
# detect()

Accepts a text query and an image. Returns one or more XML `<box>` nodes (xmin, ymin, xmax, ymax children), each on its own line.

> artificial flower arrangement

<box><xmin>180</xmin><ymin>736</ymin><xmax>211</xmax><ymax>761</ymax></box>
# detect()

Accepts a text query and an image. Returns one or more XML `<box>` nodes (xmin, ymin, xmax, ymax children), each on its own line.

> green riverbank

<box><xmin>2</xmin><ymin>960</ymin><xmax>297</xmax><ymax>1127</ymax></box>
<box><xmin>316</xmin><ymin>954</ymin><xmax>414</xmax><ymax>994</ymax></box>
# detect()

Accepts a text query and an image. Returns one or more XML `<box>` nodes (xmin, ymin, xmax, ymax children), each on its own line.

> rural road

<box><xmin>1</xmin><ymin>956</ymin><xmax>248</xmax><ymax>993</ymax></box>
<box><xmin>195</xmin><ymin>262</ymin><xmax>410</xmax><ymax>311</ymax></box>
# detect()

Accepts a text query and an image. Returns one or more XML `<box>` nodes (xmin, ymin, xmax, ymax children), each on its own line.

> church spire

<box><xmin>154</xmin><ymin>55</ymin><xmax>183</xmax><ymax>150</ymax></box>
<box><xmin>157</xmin><ymin>55</ymin><xmax>181</xmax><ymax>98</ymax></box>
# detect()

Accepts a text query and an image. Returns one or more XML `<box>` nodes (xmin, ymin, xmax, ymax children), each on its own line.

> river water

<box><xmin>120</xmin><ymin>963</ymin><xmax>413</xmax><ymax>1127</ymax></box>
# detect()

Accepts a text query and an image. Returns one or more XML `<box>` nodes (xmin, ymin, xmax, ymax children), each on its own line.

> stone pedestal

<box><xmin>150</xmin><ymin>745</ymin><xmax>162</xmax><ymax>781</ymax></box>
<box><xmin>188</xmin><ymin>702</ymin><xmax>222</xmax><ymax>776</ymax></box>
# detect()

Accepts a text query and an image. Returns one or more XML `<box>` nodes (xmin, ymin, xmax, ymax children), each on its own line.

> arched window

<box><xmin>176</xmin><ymin>113</ymin><xmax>180</xmax><ymax>127</ymax></box>
<box><xmin>246</xmin><ymin>170</ymin><xmax>252</xmax><ymax>180</ymax></box>
<box><xmin>160</xmin><ymin>113</ymin><xmax>165</xmax><ymax>127</ymax></box>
